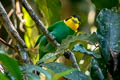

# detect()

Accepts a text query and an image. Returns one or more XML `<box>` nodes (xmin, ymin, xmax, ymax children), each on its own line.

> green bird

<box><xmin>35</xmin><ymin>15</ymin><xmax>81</xmax><ymax>59</ymax></box>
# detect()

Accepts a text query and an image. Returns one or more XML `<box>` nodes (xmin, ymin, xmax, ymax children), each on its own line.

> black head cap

<box><xmin>72</xmin><ymin>14</ymin><xmax>81</xmax><ymax>22</ymax></box>
<box><xmin>65</xmin><ymin>15</ymin><xmax>81</xmax><ymax>22</ymax></box>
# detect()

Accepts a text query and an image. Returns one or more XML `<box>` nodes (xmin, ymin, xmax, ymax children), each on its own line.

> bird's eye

<box><xmin>72</xmin><ymin>18</ymin><xmax>79</xmax><ymax>23</ymax></box>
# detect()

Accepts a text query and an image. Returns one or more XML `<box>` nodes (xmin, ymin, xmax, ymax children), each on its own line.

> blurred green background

<box><xmin>0</xmin><ymin>0</ymin><xmax>119</xmax><ymax>79</ymax></box>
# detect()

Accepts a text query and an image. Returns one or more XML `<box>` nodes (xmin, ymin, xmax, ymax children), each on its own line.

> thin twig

<box><xmin>0</xmin><ymin>38</ymin><xmax>24</xmax><ymax>62</ymax></box>
<box><xmin>19</xmin><ymin>0</ymin><xmax>60</xmax><ymax>47</ymax></box>
<box><xmin>8</xmin><ymin>9</ymin><xmax>14</xmax><ymax>17</ymax></box>
<box><xmin>0</xmin><ymin>38</ymin><xmax>15</xmax><ymax>50</ymax></box>
<box><xmin>16</xmin><ymin>0</ymin><xmax>25</xmax><ymax>32</ymax></box>
<box><xmin>64</xmin><ymin>50</ymin><xmax>80</xmax><ymax>71</ymax></box>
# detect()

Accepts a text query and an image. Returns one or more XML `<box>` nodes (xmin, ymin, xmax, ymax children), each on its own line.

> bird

<box><xmin>35</xmin><ymin>15</ymin><xmax>81</xmax><ymax>59</ymax></box>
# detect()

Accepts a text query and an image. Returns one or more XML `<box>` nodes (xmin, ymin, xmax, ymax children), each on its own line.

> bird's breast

<box><xmin>51</xmin><ymin>24</ymin><xmax>75</xmax><ymax>43</ymax></box>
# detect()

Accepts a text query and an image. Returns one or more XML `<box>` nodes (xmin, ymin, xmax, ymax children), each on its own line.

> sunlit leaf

<box><xmin>22</xmin><ymin>7</ymin><xmax>39</xmax><ymax>63</ymax></box>
<box><xmin>22</xmin><ymin>7</ymin><xmax>39</xmax><ymax>47</ymax></box>
<box><xmin>22</xmin><ymin>7</ymin><xmax>35</xmax><ymax>27</ymax></box>
<box><xmin>0</xmin><ymin>54</ymin><xmax>22</xmax><ymax>80</ymax></box>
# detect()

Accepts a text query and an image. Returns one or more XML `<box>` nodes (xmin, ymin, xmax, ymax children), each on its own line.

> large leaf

<box><xmin>97</xmin><ymin>8</ymin><xmax>120</xmax><ymax>61</ymax></box>
<box><xmin>51</xmin><ymin>68</ymin><xmax>76</xmax><ymax>80</ymax></box>
<box><xmin>57</xmin><ymin>32</ymin><xmax>98</xmax><ymax>52</ymax></box>
<box><xmin>26</xmin><ymin>73</ymin><xmax>40</xmax><ymax>80</ymax></box>
<box><xmin>72</xmin><ymin>44</ymin><xmax>100</xmax><ymax>59</ymax></box>
<box><xmin>22</xmin><ymin>7</ymin><xmax>39</xmax><ymax>64</ymax></box>
<box><xmin>90</xmin><ymin>58</ymin><xmax>107</xmax><ymax>80</ymax></box>
<box><xmin>91</xmin><ymin>0</ymin><xmax>119</xmax><ymax>9</ymax></box>
<box><xmin>35</xmin><ymin>0</ymin><xmax>61</xmax><ymax>25</ymax></box>
<box><xmin>23</xmin><ymin>64</ymin><xmax>51</xmax><ymax>79</ymax></box>
<box><xmin>43</xmin><ymin>62</ymin><xmax>89</xmax><ymax>80</ymax></box>
<box><xmin>22</xmin><ymin>7</ymin><xmax>35</xmax><ymax>27</ymax></box>
<box><xmin>22</xmin><ymin>7</ymin><xmax>38</xmax><ymax>48</ymax></box>
<box><xmin>36</xmin><ymin>33</ymin><xmax>99</xmax><ymax>64</ymax></box>
<box><xmin>0</xmin><ymin>54</ymin><xmax>22</xmax><ymax>80</ymax></box>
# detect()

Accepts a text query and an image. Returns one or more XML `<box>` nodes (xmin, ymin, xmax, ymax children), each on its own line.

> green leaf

<box><xmin>26</xmin><ymin>73</ymin><xmax>40</xmax><ymax>80</ymax></box>
<box><xmin>24</xmin><ymin>64</ymin><xmax>51</xmax><ymax>79</ymax></box>
<box><xmin>90</xmin><ymin>58</ymin><xmax>107</xmax><ymax>80</ymax></box>
<box><xmin>65</xmin><ymin>70</ymin><xmax>89</xmax><ymax>80</ymax></box>
<box><xmin>52</xmin><ymin>69</ymin><xmax>76</xmax><ymax>80</ymax></box>
<box><xmin>91</xmin><ymin>0</ymin><xmax>119</xmax><ymax>9</ymax></box>
<box><xmin>0</xmin><ymin>54</ymin><xmax>22</xmax><ymax>80</ymax></box>
<box><xmin>97</xmin><ymin>8</ymin><xmax>120</xmax><ymax>61</ymax></box>
<box><xmin>87</xmin><ymin>32</ymin><xmax>99</xmax><ymax>44</ymax></box>
<box><xmin>35</xmin><ymin>0</ymin><xmax>61</xmax><ymax>25</ymax></box>
<box><xmin>22</xmin><ymin>7</ymin><xmax>35</xmax><ymax>27</ymax></box>
<box><xmin>57</xmin><ymin>32</ymin><xmax>98</xmax><ymax>52</ymax></box>
<box><xmin>37</xmin><ymin>53</ymin><xmax>58</xmax><ymax>64</ymax></box>
<box><xmin>72</xmin><ymin>44</ymin><xmax>100</xmax><ymax>59</ymax></box>
<box><xmin>43</xmin><ymin>62</ymin><xmax>89</xmax><ymax>80</ymax></box>
<box><xmin>0</xmin><ymin>72</ymin><xmax>9</xmax><ymax>80</ymax></box>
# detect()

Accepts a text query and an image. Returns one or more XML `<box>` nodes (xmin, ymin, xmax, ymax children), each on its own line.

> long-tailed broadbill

<box><xmin>35</xmin><ymin>15</ymin><xmax>81</xmax><ymax>59</ymax></box>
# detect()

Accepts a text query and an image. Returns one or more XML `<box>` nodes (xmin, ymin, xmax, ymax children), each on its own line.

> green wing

<box><xmin>34</xmin><ymin>25</ymin><xmax>56</xmax><ymax>47</ymax></box>
<box><xmin>48</xmin><ymin>20</ymin><xmax>63</xmax><ymax>31</ymax></box>
<box><xmin>34</xmin><ymin>21</ymin><xmax>63</xmax><ymax>47</ymax></box>
<box><xmin>48</xmin><ymin>22</ymin><xmax>58</xmax><ymax>31</ymax></box>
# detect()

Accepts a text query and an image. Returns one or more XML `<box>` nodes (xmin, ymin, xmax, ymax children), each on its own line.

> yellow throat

<box><xmin>64</xmin><ymin>17</ymin><xmax>79</xmax><ymax>32</ymax></box>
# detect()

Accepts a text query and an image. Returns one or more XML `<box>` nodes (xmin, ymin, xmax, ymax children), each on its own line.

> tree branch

<box><xmin>19</xmin><ymin>0</ymin><xmax>60</xmax><ymax>47</ymax></box>
<box><xmin>12</xmin><ymin>0</ymin><xmax>17</xmax><ymax>28</ymax></box>
<box><xmin>0</xmin><ymin>2</ymin><xmax>30</xmax><ymax>63</ymax></box>
<box><xmin>0</xmin><ymin>37</ymin><xmax>24</xmax><ymax>62</ymax></box>
<box><xmin>64</xmin><ymin>50</ymin><xmax>80</xmax><ymax>71</ymax></box>
<box><xmin>0</xmin><ymin>38</ymin><xmax>15</xmax><ymax>50</ymax></box>
<box><xmin>0</xmin><ymin>2</ymin><xmax>26</xmax><ymax>48</ymax></box>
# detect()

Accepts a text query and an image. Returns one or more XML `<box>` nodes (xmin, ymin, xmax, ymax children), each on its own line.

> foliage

<box><xmin>0</xmin><ymin>53</ymin><xmax>22</xmax><ymax>80</ymax></box>
<box><xmin>90</xmin><ymin>58</ymin><xmax>107</xmax><ymax>80</ymax></box>
<box><xmin>22</xmin><ymin>64</ymin><xmax>51</xmax><ymax>80</ymax></box>
<box><xmin>34</xmin><ymin>0</ymin><xmax>61</xmax><ymax>25</ymax></box>
<box><xmin>72</xmin><ymin>44</ymin><xmax>100</xmax><ymax>59</ymax></box>
<box><xmin>97</xmin><ymin>8</ymin><xmax>120</xmax><ymax>79</ymax></box>
<box><xmin>0</xmin><ymin>0</ymin><xmax>120</xmax><ymax>80</ymax></box>
<box><xmin>97</xmin><ymin>8</ymin><xmax>120</xmax><ymax>61</ymax></box>
<box><xmin>43</xmin><ymin>62</ymin><xmax>89</xmax><ymax>80</ymax></box>
<box><xmin>0</xmin><ymin>72</ymin><xmax>9</xmax><ymax>80</ymax></box>
<box><xmin>91</xmin><ymin>0</ymin><xmax>119</xmax><ymax>9</ymax></box>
